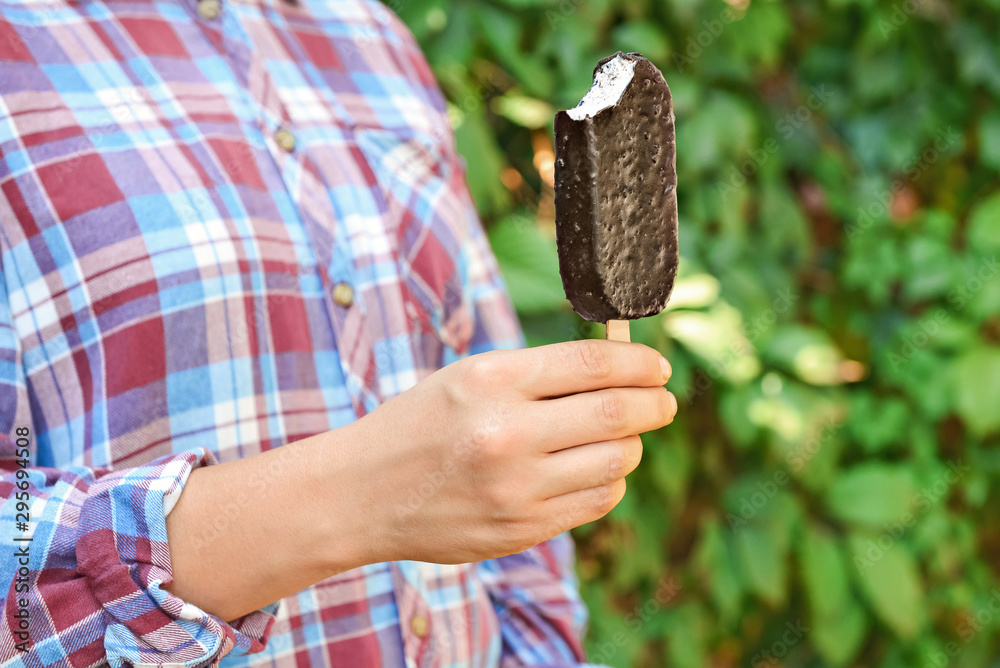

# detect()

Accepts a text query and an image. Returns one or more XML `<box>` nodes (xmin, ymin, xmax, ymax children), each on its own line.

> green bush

<box><xmin>394</xmin><ymin>1</ymin><xmax>1000</xmax><ymax>665</ymax></box>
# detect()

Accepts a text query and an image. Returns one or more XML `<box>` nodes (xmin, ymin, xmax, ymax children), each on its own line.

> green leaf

<box><xmin>677</xmin><ymin>92</ymin><xmax>756</xmax><ymax>174</ymax></box>
<box><xmin>394</xmin><ymin>0</ymin><xmax>449</xmax><ymax>41</ymax></box>
<box><xmin>763</xmin><ymin>325</ymin><xmax>845</xmax><ymax>386</ymax></box>
<box><xmin>693</xmin><ymin>521</ymin><xmax>743</xmax><ymax>622</ymax></box>
<box><xmin>800</xmin><ymin>527</ymin><xmax>850</xmax><ymax>619</ymax></box>
<box><xmin>911</xmin><ymin>507</ymin><xmax>951</xmax><ymax>554</ymax></box>
<box><xmin>726</xmin><ymin>3</ymin><xmax>793</xmax><ymax>69</ymax></box>
<box><xmin>847</xmin><ymin>394</ymin><xmax>910</xmax><ymax>453</ymax></box>
<box><xmin>665</xmin><ymin>604</ymin><xmax>708</xmax><ymax>668</ymax></box>
<box><xmin>813</xmin><ymin>601</ymin><xmax>867</xmax><ymax>666</ymax></box>
<box><xmin>978</xmin><ymin>111</ymin><xmax>1000</xmax><ymax>171</ymax></box>
<box><xmin>731</xmin><ymin>492</ymin><xmax>797</xmax><ymax>607</ymax></box>
<box><xmin>950</xmin><ymin>19</ymin><xmax>1000</xmax><ymax>94</ymax></box>
<box><xmin>850</xmin><ymin>535</ymin><xmax>926</xmax><ymax>639</ymax></box>
<box><xmin>452</xmin><ymin>104</ymin><xmax>508</xmax><ymax>216</ymax></box>
<box><xmin>800</xmin><ymin>527</ymin><xmax>869</xmax><ymax>662</ymax></box>
<box><xmin>902</xmin><ymin>236</ymin><xmax>958</xmax><ymax>302</ymax></box>
<box><xmin>487</xmin><ymin>216</ymin><xmax>565</xmax><ymax>314</ymax></box>
<box><xmin>475</xmin><ymin>5</ymin><xmax>553</xmax><ymax>97</ymax></box>
<box><xmin>735</xmin><ymin>526</ymin><xmax>786</xmax><ymax>607</ymax></box>
<box><xmin>851</xmin><ymin>51</ymin><xmax>908</xmax><ymax>103</ymax></box>
<box><xmin>967</xmin><ymin>192</ymin><xmax>1000</xmax><ymax>254</ymax></box>
<box><xmin>953</xmin><ymin>346</ymin><xmax>1000</xmax><ymax>436</ymax></box>
<box><xmin>799</xmin><ymin>523</ymin><xmax>871</xmax><ymax>664</ymax></box>
<box><xmin>826</xmin><ymin>464</ymin><xmax>917</xmax><ymax>528</ymax></box>
<box><xmin>648</xmin><ymin>437</ymin><xmax>692</xmax><ymax>502</ymax></box>
<box><xmin>422</xmin><ymin>6</ymin><xmax>475</xmax><ymax>66</ymax></box>
<box><xmin>663</xmin><ymin>272</ymin><xmax>720</xmax><ymax>311</ymax></box>
<box><xmin>718</xmin><ymin>384</ymin><xmax>762</xmax><ymax>449</ymax></box>
<box><xmin>759</xmin><ymin>182</ymin><xmax>812</xmax><ymax>266</ymax></box>
<box><xmin>663</xmin><ymin>303</ymin><xmax>761</xmax><ymax>385</ymax></box>
<box><xmin>490</xmin><ymin>92</ymin><xmax>554</xmax><ymax>129</ymax></box>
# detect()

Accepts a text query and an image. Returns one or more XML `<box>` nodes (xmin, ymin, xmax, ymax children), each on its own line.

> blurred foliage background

<box><xmin>392</xmin><ymin>0</ymin><xmax>1000</xmax><ymax>666</ymax></box>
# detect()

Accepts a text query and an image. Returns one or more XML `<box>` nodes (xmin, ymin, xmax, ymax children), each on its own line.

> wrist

<box><xmin>304</xmin><ymin>420</ymin><xmax>394</xmax><ymax>575</ymax></box>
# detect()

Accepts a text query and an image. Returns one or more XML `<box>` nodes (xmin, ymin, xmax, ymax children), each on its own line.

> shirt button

<box><xmin>275</xmin><ymin>127</ymin><xmax>296</xmax><ymax>153</ymax></box>
<box><xmin>197</xmin><ymin>0</ymin><xmax>222</xmax><ymax>20</ymax></box>
<box><xmin>332</xmin><ymin>281</ymin><xmax>354</xmax><ymax>308</ymax></box>
<box><xmin>409</xmin><ymin>615</ymin><xmax>429</xmax><ymax>638</ymax></box>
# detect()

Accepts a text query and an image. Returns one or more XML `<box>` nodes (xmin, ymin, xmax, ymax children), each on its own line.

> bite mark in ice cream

<box><xmin>565</xmin><ymin>54</ymin><xmax>637</xmax><ymax>121</ymax></box>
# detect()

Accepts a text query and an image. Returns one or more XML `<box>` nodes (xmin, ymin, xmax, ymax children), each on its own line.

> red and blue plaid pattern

<box><xmin>0</xmin><ymin>0</ymin><xmax>593</xmax><ymax>665</ymax></box>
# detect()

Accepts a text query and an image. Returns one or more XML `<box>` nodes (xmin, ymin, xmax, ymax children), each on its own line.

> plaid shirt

<box><xmin>0</xmin><ymin>0</ymin><xmax>595</xmax><ymax>665</ymax></box>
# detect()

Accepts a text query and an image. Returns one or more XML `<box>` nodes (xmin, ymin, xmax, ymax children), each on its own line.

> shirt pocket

<box><xmin>354</xmin><ymin>127</ymin><xmax>474</xmax><ymax>359</ymax></box>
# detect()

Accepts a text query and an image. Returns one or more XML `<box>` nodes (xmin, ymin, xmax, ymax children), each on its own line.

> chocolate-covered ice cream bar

<box><xmin>554</xmin><ymin>51</ymin><xmax>678</xmax><ymax>341</ymax></box>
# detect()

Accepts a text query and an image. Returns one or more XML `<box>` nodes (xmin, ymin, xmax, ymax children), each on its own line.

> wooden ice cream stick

<box><xmin>606</xmin><ymin>319</ymin><xmax>631</xmax><ymax>342</ymax></box>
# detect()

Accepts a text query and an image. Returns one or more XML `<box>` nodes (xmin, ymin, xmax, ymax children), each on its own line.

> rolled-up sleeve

<box><xmin>0</xmin><ymin>272</ymin><xmax>275</xmax><ymax>668</ymax></box>
<box><xmin>1</xmin><ymin>447</ymin><xmax>277</xmax><ymax>667</ymax></box>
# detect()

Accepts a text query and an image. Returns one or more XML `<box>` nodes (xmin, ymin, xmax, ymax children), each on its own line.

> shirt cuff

<box><xmin>75</xmin><ymin>449</ymin><xmax>277</xmax><ymax>667</ymax></box>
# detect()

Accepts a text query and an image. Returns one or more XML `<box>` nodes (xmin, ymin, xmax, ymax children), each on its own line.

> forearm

<box><xmin>164</xmin><ymin>423</ymin><xmax>383</xmax><ymax>621</ymax></box>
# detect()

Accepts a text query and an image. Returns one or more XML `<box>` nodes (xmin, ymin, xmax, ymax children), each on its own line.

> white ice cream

<box><xmin>566</xmin><ymin>54</ymin><xmax>636</xmax><ymax>121</ymax></box>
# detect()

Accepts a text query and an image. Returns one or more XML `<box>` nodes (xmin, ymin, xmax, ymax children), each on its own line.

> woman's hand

<box><xmin>351</xmin><ymin>339</ymin><xmax>676</xmax><ymax>565</ymax></box>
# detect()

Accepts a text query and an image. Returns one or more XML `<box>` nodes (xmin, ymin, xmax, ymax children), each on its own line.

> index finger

<box><xmin>517</xmin><ymin>339</ymin><xmax>671</xmax><ymax>399</ymax></box>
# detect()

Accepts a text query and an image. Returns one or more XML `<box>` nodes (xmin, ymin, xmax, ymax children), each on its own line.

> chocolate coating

<box><xmin>554</xmin><ymin>51</ymin><xmax>678</xmax><ymax>322</ymax></box>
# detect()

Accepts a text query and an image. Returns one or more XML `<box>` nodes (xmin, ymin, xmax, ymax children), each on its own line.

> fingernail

<box><xmin>668</xmin><ymin>391</ymin><xmax>677</xmax><ymax>415</ymax></box>
<box><xmin>659</xmin><ymin>356</ymin><xmax>671</xmax><ymax>383</ymax></box>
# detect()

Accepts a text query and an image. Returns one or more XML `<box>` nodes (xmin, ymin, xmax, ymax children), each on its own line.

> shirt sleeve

<box><xmin>0</xmin><ymin>273</ymin><xmax>276</xmax><ymax>668</ymax></box>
